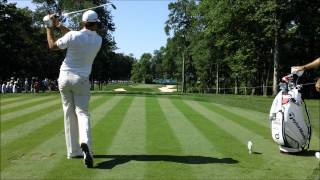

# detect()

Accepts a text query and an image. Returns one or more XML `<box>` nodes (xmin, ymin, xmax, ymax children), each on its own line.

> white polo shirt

<box><xmin>56</xmin><ymin>28</ymin><xmax>102</xmax><ymax>77</ymax></box>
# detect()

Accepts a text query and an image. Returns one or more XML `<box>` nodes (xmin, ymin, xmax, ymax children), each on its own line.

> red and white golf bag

<box><xmin>269</xmin><ymin>71</ymin><xmax>312</xmax><ymax>153</ymax></box>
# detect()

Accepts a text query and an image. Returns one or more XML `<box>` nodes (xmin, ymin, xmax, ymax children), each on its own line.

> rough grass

<box><xmin>0</xmin><ymin>93</ymin><xmax>319</xmax><ymax>180</ymax></box>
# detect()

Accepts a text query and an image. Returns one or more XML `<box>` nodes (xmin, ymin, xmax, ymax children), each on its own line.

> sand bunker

<box><xmin>158</xmin><ymin>85</ymin><xmax>177</xmax><ymax>93</ymax></box>
<box><xmin>114</xmin><ymin>88</ymin><xmax>127</xmax><ymax>92</ymax></box>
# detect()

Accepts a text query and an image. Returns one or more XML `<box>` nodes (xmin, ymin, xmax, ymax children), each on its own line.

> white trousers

<box><xmin>58</xmin><ymin>71</ymin><xmax>92</xmax><ymax>158</ymax></box>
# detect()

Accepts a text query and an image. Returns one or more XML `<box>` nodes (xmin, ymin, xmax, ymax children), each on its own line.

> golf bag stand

<box><xmin>269</xmin><ymin>71</ymin><xmax>312</xmax><ymax>153</ymax></box>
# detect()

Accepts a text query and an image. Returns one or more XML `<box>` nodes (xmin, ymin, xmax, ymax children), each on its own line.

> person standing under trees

<box><xmin>45</xmin><ymin>10</ymin><xmax>102</xmax><ymax>168</ymax></box>
<box><xmin>1</xmin><ymin>81</ymin><xmax>6</xmax><ymax>93</ymax></box>
<box><xmin>292</xmin><ymin>57</ymin><xmax>320</xmax><ymax>92</ymax></box>
<box><xmin>24</xmin><ymin>78</ymin><xmax>29</xmax><ymax>93</ymax></box>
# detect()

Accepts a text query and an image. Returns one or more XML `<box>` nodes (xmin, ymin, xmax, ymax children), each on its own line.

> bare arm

<box><xmin>46</xmin><ymin>27</ymin><xmax>60</xmax><ymax>51</ymax></box>
<box><xmin>301</xmin><ymin>58</ymin><xmax>320</xmax><ymax>70</ymax></box>
<box><xmin>292</xmin><ymin>57</ymin><xmax>320</xmax><ymax>71</ymax></box>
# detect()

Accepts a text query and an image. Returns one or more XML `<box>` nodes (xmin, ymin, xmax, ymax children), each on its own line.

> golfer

<box><xmin>45</xmin><ymin>10</ymin><xmax>102</xmax><ymax>168</ymax></box>
<box><xmin>292</xmin><ymin>57</ymin><xmax>320</xmax><ymax>92</ymax></box>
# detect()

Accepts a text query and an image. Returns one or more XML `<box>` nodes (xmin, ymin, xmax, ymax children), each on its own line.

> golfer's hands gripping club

<box><xmin>43</xmin><ymin>14</ymin><xmax>60</xmax><ymax>28</ymax></box>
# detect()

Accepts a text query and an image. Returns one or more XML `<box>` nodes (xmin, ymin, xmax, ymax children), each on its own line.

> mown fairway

<box><xmin>0</xmin><ymin>93</ymin><xmax>319</xmax><ymax>180</ymax></box>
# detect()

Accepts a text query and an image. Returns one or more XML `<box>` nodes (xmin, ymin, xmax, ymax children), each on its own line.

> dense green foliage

<box><xmin>1</xmin><ymin>0</ymin><xmax>319</xmax><ymax>96</ymax></box>
<box><xmin>131</xmin><ymin>0</ymin><xmax>320</xmax><ymax>96</ymax></box>
<box><xmin>0</xmin><ymin>1</ymin><xmax>64</xmax><ymax>79</ymax></box>
<box><xmin>0</xmin><ymin>0</ymin><xmax>133</xmax><ymax>82</ymax></box>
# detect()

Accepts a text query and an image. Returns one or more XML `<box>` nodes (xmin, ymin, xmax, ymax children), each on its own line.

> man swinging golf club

<box><xmin>45</xmin><ymin>10</ymin><xmax>102</xmax><ymax>168</ymax></box>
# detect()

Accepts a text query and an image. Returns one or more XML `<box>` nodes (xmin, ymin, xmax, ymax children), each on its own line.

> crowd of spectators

<box><xmin>1</xmin><ymin>77</ymin><xmax>58</xmax><ymax>94</ymax></box>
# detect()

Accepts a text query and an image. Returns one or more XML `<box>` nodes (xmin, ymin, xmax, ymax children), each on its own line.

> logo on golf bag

<box><xmin>289</xmin><ymin>112</ymin><xmax>307</xmax><ymax>140</ymax></box>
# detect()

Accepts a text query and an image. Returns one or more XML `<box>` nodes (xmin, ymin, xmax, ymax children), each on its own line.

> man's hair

<box><xmin>84</xmin><ymin>22</ymin><xmax>96</xmax><ymax>28</ymax></box>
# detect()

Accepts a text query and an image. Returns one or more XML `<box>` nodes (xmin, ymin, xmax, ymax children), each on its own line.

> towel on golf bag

<box><xmin>269</xmin><ymin>90</ymin><xmax>311</xmax><ymax>151</ymax></box>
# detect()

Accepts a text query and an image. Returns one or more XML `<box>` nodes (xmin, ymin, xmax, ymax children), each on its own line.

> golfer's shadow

<box><xmin>93</xmin><ymin>155</ymin><xmax>238</xmax><ymax>169</ymax></box>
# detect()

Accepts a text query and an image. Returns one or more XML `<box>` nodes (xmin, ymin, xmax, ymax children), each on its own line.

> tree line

<box><xmin>0</xmin><ymin>0</ymin><xmax>133</xmax><ymax>83</ymax></box>
<box><xmin>131</xmin><ymin>0</ymin><xmax>319</xmax><ymax>97</ymax></box>
<box><xmin>1</xmin><ymin>0</ymin><xmax>319</xmax><ymax>96</ymax></box>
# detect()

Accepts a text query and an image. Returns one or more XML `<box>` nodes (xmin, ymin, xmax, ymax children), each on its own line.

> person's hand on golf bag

<box><xmin>291</xmin><ymin>57</ymin><xmax>320</xmax><ymax>92</ymax></box>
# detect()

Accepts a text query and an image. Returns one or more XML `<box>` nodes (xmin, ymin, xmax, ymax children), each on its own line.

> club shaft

<box><xmin>63</xmin><ymin>4</ymin><xmax>108</xmax><ymax>16</ymax></box>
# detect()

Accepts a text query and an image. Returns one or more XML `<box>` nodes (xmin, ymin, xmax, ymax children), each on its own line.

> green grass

<box><xmin>0</xmin><ymin>93</ymin><xmax>319</xmax><ymax>180</ymax></box>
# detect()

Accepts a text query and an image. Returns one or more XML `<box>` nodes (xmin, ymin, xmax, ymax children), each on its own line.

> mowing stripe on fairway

<box><xmin>185</xmin><ymin>100</ymin><xmax>273</xmax><ymax>154</ymax></box>
<box><xmin>204</xmin><ymin>102</ymin><xmax>270</xmax><ymax>138</ymax></box>
<box><xmin>144</xmin><ymin>97</ymin><xmax>192</xmax><ymax>179</ymax></box>
<box><xmin>1</xmin><ymin>102</ymin><xmax>61</xmax><ymax>133</ymax></box>
<box><xmin>1</xmin><ymin>96</ymin><xmax>37</xmax><ymax>109</ymax></box>
<box><xmin>28</xmin><ymin>95</ymin><xmax>118</xmax><ymax>179</ymax></box>
<box><xmin>215</xmin><ymin>103</ymin><xmax>270</xmax><ymax>128</ymax></box>
<box><xmin>185</xmin><ymin>100</ymin><xmax>319</xmax><ymax>179</ymax></box>
<box><xmin>1</xmin><ymin>98</ymin><xmax>61</xmax><ymax>121</ymax></box>
<box><xmin>145</xmin><ymin>97</ymin><xmax>182</xmax><ymax>154</ymax></box>
<box><xmin>1</xmin><ymin>95</ymin><xmax>319</xmax><ymax>180</ymax></box>
<box><xmin>181</xmin><ymin>100</ymin><xmax>276</xmax><ymax>178</ymax></box>
<box><xmin>0</xmin><ymin>95</ymin><xmax>110</xmax><ymax>171</ymax></box>
<box><xmin>0</xmin><ymin>129</ymin><xmax>73</xmax><ymax>179</ymax></box>
<box><xmin>93</xmin><ymin>96</ymin><xmax>147</xmax><ymax>180</ymax></box>
<box><xmin>1</xmin><ymin>115</ymin><xmax>65</xmax><ymax>171</ymax></box>
<box><xmin>0</xmin><ymin>96</ymin><xmax>32</xmax><ymax>105</ymax></box>
<box><xmin>0</xmin><ymin>96</ymin><xmax>101</xmax><ymax>145</ymax></box>
<box><xmin>159</xmin><ymin>97</ymin><xmax>224</xmax><ymax>180</ymax></box>
<box><xmin>94</xmin><ymin>96</ymin><xmax>134</xmax><ymax>153</ymax></box>
<box><xmin>1</xmin><ymin>95</ymin><xmax>56</xmax><ymax>112</ymax></box>
<box><xmin>1</xmin><ymin>96</ymin><xmax>57</xmax><ymax>115</ymax></box>
<box><xmin>107</xmin><ymin>96</ymin><xmax>146</xmax><ymax>154</ymax></box>
<box><xmin>1</xmin><ymin>95</ymin><xmax>118</xmax><ymax>179</ymax></box>
<box><xmin>158</xmin><ymin>98</ymin><xmax>218</xmax><ymax>155</ymax></box>
<box><xmin>186</xmin><ymin>100</ymin><xmax>273</xmax><ymax>150</ymax></box>
<box><xmin>44</xmin><ymin>96</ymin><xmax>133</xmax><ymax>179</ymax></box>
<box><xmin>171</xmin><ymin>99</ymin><xmax>265</xmax><ymax>169</ymax></box>
<box><xmin>1</xmin><ymin>106</ymin><xmax>63</xmax><ymax>146</ymax></box>
<box><xmin>144</xmin><ymin>97</ymin><xmax>196</xmax><ymax>180</ymax></box>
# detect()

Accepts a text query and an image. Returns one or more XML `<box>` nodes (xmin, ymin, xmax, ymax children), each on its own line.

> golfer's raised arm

<box><xmin>45</xmin><ymin>14</ymin><xmax>70</xmax><ymax>50</ymax></box>
<box><xmin>46</xmin><ymin>27</ymin><xmax>59</xmax><ymax>50</ymax></box>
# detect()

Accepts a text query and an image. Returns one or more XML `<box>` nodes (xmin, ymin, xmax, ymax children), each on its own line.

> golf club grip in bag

<box><xmin>269</xmin><ymin>90</ymin><xmax>311</xmax><ymax>152</ymax></box>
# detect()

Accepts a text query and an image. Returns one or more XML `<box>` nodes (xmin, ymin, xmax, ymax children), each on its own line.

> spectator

<box><xmin>24</xmin><ymin>78</ymin><xmax>29</xmax><ymax>93</ymax></box>
<box><xmin>34</xmin><ymin>78</ymin><xmax>39</xmax><ymax>93</ymax></box>
<box><xmin>12</xmin><ymin>81</ymin><xmax>17</xmax><ymax>93</ymax></box>
<box><xmin>31</xmin><ymin>77</ymin><xmax>35</xmax><ymax>93</ymax></box>
<box><xmin>1</xmin><ymin>81</ymin><xmax>6</xmax><ymax>93</ymax></box>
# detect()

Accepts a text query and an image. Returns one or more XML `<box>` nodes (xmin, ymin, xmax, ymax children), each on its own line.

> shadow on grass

<box><xmin>93</xmin><ymin>155</ymin><xmax>238</xmax><ymax>169</ymax></box>
<box><xmin>251</xmin><ymin>151</ymin><xmax>262</xmax><ymax>155</ymax></box>
<box><xmin>290</xmin><ymin>150</ymin><xmax>319</xmax><ymax>157</ymax></box>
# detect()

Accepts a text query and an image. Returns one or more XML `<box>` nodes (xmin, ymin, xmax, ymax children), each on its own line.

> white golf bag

<box><xmin>269</xmin><ymin>71</ymin><xmax>312</xmax><ymax>153</ymax></box>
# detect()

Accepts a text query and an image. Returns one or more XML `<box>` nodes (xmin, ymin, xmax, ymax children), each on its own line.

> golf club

<box><xmin>58</xmin><ymin>3</ymin><xmax>116</xmax><ymax>18</ymax></box>
<box><xmin>43</xmin><ymin>3</ymin><xmax>116</xmax><ymax>27</ymax></box>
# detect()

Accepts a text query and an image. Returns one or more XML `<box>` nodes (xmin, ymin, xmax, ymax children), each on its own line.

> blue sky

<box><xmin>7</xmin><ymin>0</ymin><xmax>174</xmax><ymax>59</ymax></box>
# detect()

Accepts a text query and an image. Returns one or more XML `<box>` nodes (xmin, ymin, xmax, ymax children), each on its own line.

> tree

<box><xmin>162</xmin><ymin>38</ymin><xmax>178</xmax><ymax>80</ymax></box>
<box><xmin>139</xmin><ymin>53</ymin><xmax>153</xmax><ymax>83</ymax></box>
<box><xmin>130</xmin><ymin>60</ymin><xmax>142</xmax><ymax>83</ymax></box>
<box><xmin>165</xmin><ymin>0</ymin><xmax>197</xmax><ymax>93</ymax></box>
<box><xmin>0</xmin><ymin>0</ymin><xmax>63</xmax><ymax>79</ymax></box>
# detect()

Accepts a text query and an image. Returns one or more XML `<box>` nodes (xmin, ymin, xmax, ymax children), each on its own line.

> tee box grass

<box><xmin>1</xmin><ymin>92</ymin><xmax>319</xmax><ymax>179</ymax></box>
